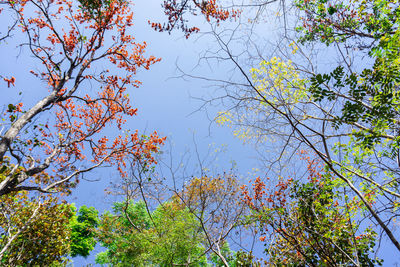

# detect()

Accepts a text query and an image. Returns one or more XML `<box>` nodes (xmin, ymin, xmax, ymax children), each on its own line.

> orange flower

<box><xmin>4</xmin><ymin>76</ymin><xmax>15</xmax><ymax>87</ymax></box>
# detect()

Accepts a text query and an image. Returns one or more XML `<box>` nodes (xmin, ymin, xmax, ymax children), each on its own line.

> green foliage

<box><xmin>295</xmin><ymin>0</ymin><xmax>400</xmax><ymax>46</ymax></box>
<box><xmin>288</xmin><ymin>178</ymin><xmax>380</xmax><ymax>266</ymax></box>
<box><xmin>297</xmin><ymin>0</ymin><xmax>400</xmax><ymax>209</ymax></box>
<box><xmin>70</xmin><ymin>205</ymin><xmax>99</xmax><ymax>257</ymax></box>
<box><xmin>242</xmin><ymin>157</ymin><xmax>382</xmax><ymax>266</ymax></box>
<box><xmin>95</xmin><ymin>201</ymin><xmax>208</xmax><ymax>266</ymax></box>
<box><xmin>78</xmin><ymin>0</ymin><xmax>111</xmax><ymax>19</ymax></box>
<box><xmin>0</xmin><ymin>161</ymin><xmax>75</xmax><ymax>265</ymax></box>
<box><xmin>0</xmin><ymin>194</ymin><xmax>74</xmax><ymax>266</ymax></box>
<box><xmin>297</xmin><ymin>0</ymin><xmax>400</xmax><ymax>151</ymax></box>
<box><xmin>78</xmin><ymin>0</ymin><xmax>128</xmax><ymax>22</ymax></box>
<box><xmin>233</xmin><ymin>250</ymin><xmax>260</xmax><ymax>267</ymax></box>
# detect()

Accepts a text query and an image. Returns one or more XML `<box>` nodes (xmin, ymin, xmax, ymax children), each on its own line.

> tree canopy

<box><xmin>1</xmin><ymin>0</ymin><xmax>400</xmax><ymax>265</ymax></box>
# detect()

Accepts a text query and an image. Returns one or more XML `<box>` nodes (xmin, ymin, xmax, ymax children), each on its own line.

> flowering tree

<box><xmin>241</xmin><ymin>154</ymin><xmax>382</xmax><ymax>266</ymax></box>
<box><xmin>0</xmin><ymin>0</ymin><xmax>165</xmax><ymax>196</ymax></box>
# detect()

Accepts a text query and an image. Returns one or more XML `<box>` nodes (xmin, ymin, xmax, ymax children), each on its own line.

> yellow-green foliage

<box><xmin>216</xmin><ymin>56</ymin><xmax>307</xmax><ymax>142</ymax></box>
<box><xmin>250</xmin><ymin>57</ymin><xmax>306</xmax><ymax>104</ymax></box>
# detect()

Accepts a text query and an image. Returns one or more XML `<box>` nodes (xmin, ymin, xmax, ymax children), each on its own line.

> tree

<box><xmin>172</xmin><ymin>174</ymin><xmax>247</xmax><ymax>266</ymax></box>
<box><xmin>107</xmin><ymin>141</ymin><xmax>255</xmax><ymax>266</ymax></box>
<box><xmin>292</xmin><ymin>0</ymin><xmax>400</xmax><ymax>252</ymax></box>
<box><xmin>95</xmin><ymin>198</ymin><xmax>256</xmax><ymax>266</ymax></box>
<box><xmin>0</xmin><ymin>199</ymin><xmax>102</xmax><ymax>265</ymax></box>
<box><xmin>0</xmin><ymin>192</ymin><xmax>73</xmax><ymax>265</ymax></box>
<box><xmin>154</xmin><ymin>0</ymin><xmax>400</xmax><ymax>259</ymax></box>
<box><xmin>0</xmin><ymin>158</ymin><xmax>75</xmax><ymax>265</ymax></box>
<box><xmin>95</xmin><ymin>200</ymin><xmax>209</xmax><ymax>266</ymax></box>
<box><xmin>241</xmin><ymin>153</ymin><xmax>382</xmax><ymax>266</ymax></box>
<box><xmin>186</xmin><ymin>0</ymin><xmax>400</xmax><ymax>256</ymax></box>
<box><xmin>0</xmin><ymin>0</ymin><xmax>165</xmax><ymax>197</ymax></box>
<box><xmin>0</xmin><ymin>159</ymin><xmax>102</xmax><ymax>264</ymax></box>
